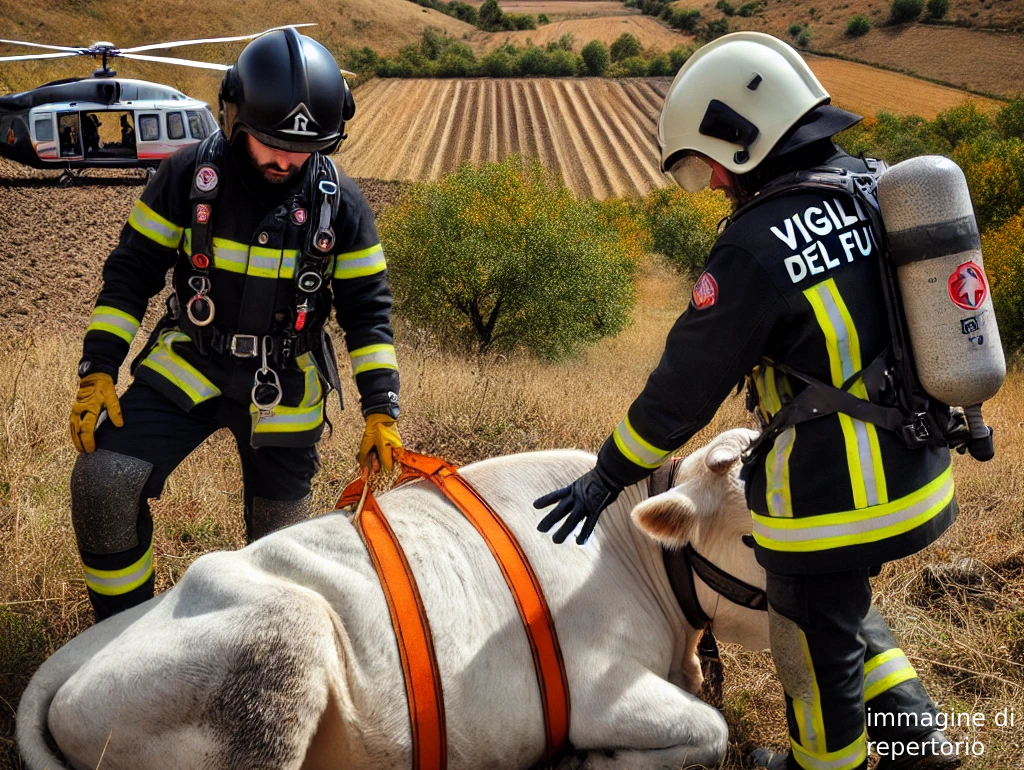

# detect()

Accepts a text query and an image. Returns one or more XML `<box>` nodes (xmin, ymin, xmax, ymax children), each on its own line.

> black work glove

<box><xmin>534</xmin><ymin>465</ymin><xmax>623</xmax><ymax>545</ymax></box>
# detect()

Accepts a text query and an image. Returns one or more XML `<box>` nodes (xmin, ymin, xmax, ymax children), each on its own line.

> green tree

<box><xmin>610</xmin><ymin>32</ymin><xmax>643</xmax><ymax>62</ymax></box>
<box><xmin>996</xmin><ymin>98</ymin><xmax>1024</xmax><ymax>140</ymax></box>
<box><xmin>479</xmin><ymin>0</ymin><xmax>504</xmax><ymax>29</ymax></box>
<box><xmin>379</xmin><ymin>157</ymin><xmax>639</xmax><ymax>359</ymax></box>
<box><xmin>846</xmin><ymin>14</ymin><xmax>871</xmax><ymax>36</ymax></box>
<box><xmin>926</xmin><ymin>0</ymin><xmax>949</xmax><ymax>19</ymax></box>
<box><xmin>580</xmin><ymin>40</ymin><xmax>611</xmax><ymax>76</ymax></box>
<box><xmin>889</xmin><ymin>0</ymin><xmax>923</xmax><ymax>24</ymax></box>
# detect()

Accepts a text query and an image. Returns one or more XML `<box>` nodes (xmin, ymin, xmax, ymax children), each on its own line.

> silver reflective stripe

<box><xmin>753</xmin><ymin>472</ymin><xmax>953</xmax><ymax>544</ymax></box>
<box><xmin>213</xmin><ymin>240</ymin><xmax>248</xmax><ymax>272</ymax></box>
<box><xmin>852</xmin><ymin>418</ymin><xmax>880</xmax><ymax>506</ymax></box>
<box><xmin>145</xmin><ymin>348</ymin><xmax>219</xmax><ymax>400</ymax></box>
<box><xmin>248</xmin><ymin>251</ymin><xmax>281</xmax><ymax>275</ymax></box>
<box><xmin>613</xmin><ymin>416</ymin><xmax>670</xmax><ymax>469</ymax></box>
<box><xmin>864</xmin><ymin>650</ymin><xmax>916</xmax><ymax>700</ymax></box>
<box><xmin>350</xmin><ymin>345</ymin><xmax>398</xmax><ymax>375</ymax></box>
<box><xmin>790</xmin><ymin>736</ymin><xmax>867</xmax><ymax>770</ymax></box>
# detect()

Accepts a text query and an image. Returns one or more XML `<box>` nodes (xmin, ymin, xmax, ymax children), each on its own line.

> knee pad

<box><xmin>249</xmin><ymin>493</ymin><xmax>312</xmax><ymax>541</ymax></box>
<box><xmin>769</xmin><ymin>607</ymin><xmax>816</xmax><ymax>704</ymax></box>
<box><xmin>71</xmin><ymin>449</ymin><xmax>153</xmax><ymax>554</ymax></box>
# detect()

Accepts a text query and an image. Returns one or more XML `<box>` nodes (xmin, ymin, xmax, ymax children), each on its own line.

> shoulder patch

<box><xmin>692</xmin><ymin>271</ymin><xmax>719</xmax><ymax>310</ymax></box>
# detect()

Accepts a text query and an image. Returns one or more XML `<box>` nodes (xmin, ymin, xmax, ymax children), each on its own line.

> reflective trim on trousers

<box><xmin>333</xmin><ymin>243</ymin><xmax>386</xmax><ymax>279</ymax></box>
<box><xmin>128</xmin><ymin>200</ymin><xmax>183</xmax><ymax>249</ymax></box>
<box><xmin>87</xmin><ymin>305</ymin><xmax>141</xmax><ymax>344</ymax></box>
<box><xmin>790</xmin><ymin>731</ymin><xmax>867</xmax><ymax>770</ymax></box>
<box><xmin>251</xmin><ymin>352</ymin><xmax>325</xmax><ymax>435</ymax></box>
<box><xmin>803</xmin><ymin>278</ymin><xmax>887</xmax><ymax>509</ymax></box>
<box><xmin>752</xmin><ymin>466</ymin><xmax>953</xmax><ymax>552</ymax></box>
<box><xmin>83</xmin><ymin>545</ymin><xmax>154</xmax><ymax>596</ymax></box>
<box><xmin>349</xmin><ymin>343</ymin><xmax>398</xmax><ymax>375</ymax></box>
<box><xmin>139</xmin><ymin>331</ymin><xmax>221</xmax><ymax>405</ymax></box>
<box><xmin>864</xmin><ymin>648</ymin><xmax>918</xmax><ymax>702</ymax></box>
<box><xmin>612</xmin><ymin>414</ymin><xmax>672</xmax><ymax>470</ymax></box>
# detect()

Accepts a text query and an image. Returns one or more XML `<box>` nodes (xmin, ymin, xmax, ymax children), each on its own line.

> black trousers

<box><xmin>75</xmin><ymin>380</ymin><xmax>319</xmax><ymax>620</ymax></box>
<box><xmin>766</xmin><ymin>569</ymin><xmax>940</xmax><ymax>770</ymax></box>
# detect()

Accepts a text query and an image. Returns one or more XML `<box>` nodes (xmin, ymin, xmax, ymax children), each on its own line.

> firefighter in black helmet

<box><xmin>535</xmin><ymin>32</ymin><xmax>963</xmax><ymax>770</ymax></box>
<box><xmin>68</xmin><ymin>28</ymin><xmax>402</xmax><ymax>621</ymax></box>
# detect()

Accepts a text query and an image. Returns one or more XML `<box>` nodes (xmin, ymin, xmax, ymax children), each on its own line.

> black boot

<box><xmin>747</xmin><ymin>747</ymin><xmax>793</xmax><ymax>770</ymax></box>
<box><xmin>875</xmin><ymin>730</ymin><xmax>963</xmax><ymax>770</ymax></box>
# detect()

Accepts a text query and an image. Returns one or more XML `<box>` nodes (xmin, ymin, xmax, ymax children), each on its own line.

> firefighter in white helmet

<box><xmin>536</xmin><ymin>32</ymin><xmax>962</xmax><ymax>770</ymax></box>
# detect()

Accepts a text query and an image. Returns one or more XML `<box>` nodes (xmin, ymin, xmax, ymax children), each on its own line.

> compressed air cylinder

<box><xmin>876</xmin><ymin>155</ymin><xmax>1005</xmax><ymax>407</ymax></box>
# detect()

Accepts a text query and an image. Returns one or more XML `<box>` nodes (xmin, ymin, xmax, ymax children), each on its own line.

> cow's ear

<box><xmin>631</xmin><ymin>488</ymin><xmax>698</xmax><ymax>547</ymax></box>
<box><xmin>706</xmin><ymin>445</ymin><xmax>741</xmax><ymax>476</ymax></box>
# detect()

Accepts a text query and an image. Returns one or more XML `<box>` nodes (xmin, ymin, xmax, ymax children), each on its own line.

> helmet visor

<box><xmin>667</xmin><ymin>155</ymin><xmax>713</xmax><ymax>193</ymax></box>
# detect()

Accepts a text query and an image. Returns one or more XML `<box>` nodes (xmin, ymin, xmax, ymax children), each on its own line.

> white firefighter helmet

<box><xmin>658</xmin><ymin>32</ymin><xmax>830</xmax><ymax>191</ymax></box>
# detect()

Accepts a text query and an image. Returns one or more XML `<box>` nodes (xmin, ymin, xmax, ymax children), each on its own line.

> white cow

<box><xmin>17</xmin><ymin>428</ymin><xmax>768</xmax><ymax>770</ymax></box>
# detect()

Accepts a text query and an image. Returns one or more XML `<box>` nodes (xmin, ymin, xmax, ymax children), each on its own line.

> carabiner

<box><xmin>251</xmin><ymin>368</ymin><xmax>283</xmax><ymax>414</ymax></box>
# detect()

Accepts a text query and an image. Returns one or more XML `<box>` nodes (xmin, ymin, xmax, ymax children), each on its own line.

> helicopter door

<box><xmin>30</xmin><ymin>112</ymin><xmax>58</xmax><ymax>160</ymax></box>
<box><xmin>56</xmin><ymin>112</ymin><xmax>83</xmax><ymax>160</ymax></box>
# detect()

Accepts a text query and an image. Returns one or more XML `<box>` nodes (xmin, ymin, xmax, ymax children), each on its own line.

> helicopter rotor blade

<box><xmin>0</xmin><ymin>38</ymin><xmax>83</xmax><ymax>53</ymax></box>
<box><xmin>120</xmin><ymin>24</ymin><xmax>316</xmax><ymax>54</ymax></box>
<box><xmin>118</xmin><ymin>52</ymin><xmax>232</xmax><ymax>70</ymax></box>
<box><xmin>0</xmin><ymin>52</ymin><xmax>80</xmax><ymax>63</ymax></box>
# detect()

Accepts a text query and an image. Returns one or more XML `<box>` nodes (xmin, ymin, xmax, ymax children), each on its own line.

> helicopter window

<box><xmin>167</xmin><ymin>112</ymin><xmax>186</xmax><ymax>141</ymax></box>
<box><xmin>139</xmin><ymin>114</ymin><xmax>160</xmax><ymax>142</ymax></box>
<box><xmin>34</xmin><ymin>118</ymin><xmax>54</xmax><ymax>142</ymax></box>
<box><xmin>186</xmin><ymin>110</ymin><xmax>207</xmax><ymax>140</ymax></box>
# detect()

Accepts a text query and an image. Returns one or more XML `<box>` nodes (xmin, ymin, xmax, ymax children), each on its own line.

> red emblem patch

<box><xmin>195</xmin><ymin>203</ymin><xmax>211</xmax><ymax>224</ymax></box>
<box><xmin>692</xmin><ymin>271</ymin><xmax>719</xmax><ymax>310</ymax></box>
<box><xmin>194</xmin><ymin>165</ymin><xmax>218</xmax><ymax>193</ymax></box>
<box><xmin>948</xmin><ymin>261</ymin><xmax>988</xmax><ymax>311</ymax></box>
<box><xmin>292</xmin><ymin>208</ymin><xmax>307</xmax><ymax>225</ymax></box>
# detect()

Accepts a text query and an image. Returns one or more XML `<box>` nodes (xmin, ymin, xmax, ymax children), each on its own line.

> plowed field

<box><xmin>476</xmin><ymin>15</ymin><xmax>690</xmax><ymax>52</ymax></box>
<box><xmin>339</xmin><ymin>78</ymin><xmax>670</xmax><ymax>199</ymax></box>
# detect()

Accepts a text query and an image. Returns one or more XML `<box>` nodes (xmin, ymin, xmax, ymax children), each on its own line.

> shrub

<box><xmin>982</xmin><ymin>211</ymin><xmax>1024</xmax><ymax>356</ymax></box>
<box><xmin>505</xmin><ymin>13</ymin><xmax>537</xmax><ymax>30</ymax></box>
<box><xmin>516</xmin><ymin>45</ymin><xmax>551</xmax><ymax>76</ymax></box>
<box><xmin>702</xmin><ymin>18</ymin><xmax>731</xmax><ymax>41</ymax></box>
<box><xmin>479</xmin><ymin>48</ymin><xmax>515</xmax><ymax>77</ymax></box>
<box><xmin>995</xmin><ymin>98</ymin><xmax>1024</xmax><ymax>140</ymax></box>
<box><xmin>646</xmin><ymin>54</ymin><xmax>672</xmax><ymax>77</ymax></box>
<box><xmin>846</xmin><ymin>14</ymin><xmax>872</xmax><ymax>36</ymax></box>
<box><xmin>668</xmin><ymin>45</ymin><xmax>694</xmax><ymax>72</ymax></box>
<box><xmin>379</xmin><ymin>157</ymin><xmax>638</xmax><ymax>359</ymax></box>
<box><xmin>479</xmin><ymin>0</ymin><xmax>504</xmax><ymax>28</ymax></box>
<box><xmin>797</xmin><ymin>28</ymin><xmax>813</xmax><ymax>47</ymax></box>
<box><xmin>788</xmin><ymin>22</ymin><xmax>803</xmax><ymax>36</ymax></box>
<box><xmin>642</xmin><ymin>188</ymin><xmax>731</xmax><ymax>276</ymax></box>
<box><xmin>926</xmin><ymin>0</ymin><xmax>949</xmax><ymax>19</ymax></box>
<box><xmin>835</xmin><ymin>112</ymin><xmax>935</xmax><ymax>163</ymax></box>
<box><xmin>609</xmin><ymin>55</ymin><xmax>651</xmax><ymax>78</ymax></box>
<box><xmin>737</xmin><ymin>2</ymin><xmax>762</xmax><ymax>17</ymax></box>
<box><xmin>547</xmin><ymin>49</ymin><xmax>582</xmax><ymax>76</ymax></box>
<box><xmin>610</xmin><ymin>32</ymin><xmax>643</xmax><ymax>62</ymax></box>
<box><xmin>446</xmin><ymin>1</ymin><xmax>479</xmax><ymax>24</ymax></box>
<box><xmin>715</xmin><ymin>0</ymin><xmax>736</xmax><ymax>16</ymax></box>
<box><xmin>538</xmin><ymin>13</ymin><xmax>550</xmax><ymax>24</ymax></box>
<box><xmin>580</xmin><ymin>40</ymin><xmax>611</xmax><ymax>76</ymax></box>
<box><xmin>926</xmin><ymin>102</ymin><xmax>997</xmax><ymax>152</ymax></box>
<box><xmin>954</xmin><ymin>137</ymin><xmax>1024</xmax><ymax>231</ymax></box>
<box><xmin>669</xmin><ymin>9</ymin><xmax>702</xmax><ymax>32</ymax></box>
<box><xmin>889</xmin><ymin>0</ymin><xmax>923</xmax><ymax>24</ymax></box>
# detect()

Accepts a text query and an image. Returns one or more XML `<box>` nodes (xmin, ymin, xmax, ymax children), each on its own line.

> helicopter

<box><xmin>0</xmin><ymin>25</ymin><xmax>313</xmax><ymax>185</ymax></box>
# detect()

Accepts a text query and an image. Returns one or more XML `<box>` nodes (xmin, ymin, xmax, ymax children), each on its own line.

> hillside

<box><xmin>474</xmin><ymin>14</ymin><xmax>691</xmax><ymax>50</ymax></box>
<box><xmin>684</xmin><ymin>0</ymin><xmax>1024</xmax><ymax>97</ymax></box>
<box><xmin>0</xmin><ymin>0</ymin><xmax>475</xmax><ymax>101</ymax></box>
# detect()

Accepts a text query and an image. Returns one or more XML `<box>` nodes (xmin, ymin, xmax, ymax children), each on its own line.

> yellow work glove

<box><xmin>358</xmin><ymin>413</ymin><xmax>402</xmax><ymax>473</ymax></box>
<box><xmin>70</xmin><ymin>373</ymin><xmax>123</xmax><ymax>453</ymax></box>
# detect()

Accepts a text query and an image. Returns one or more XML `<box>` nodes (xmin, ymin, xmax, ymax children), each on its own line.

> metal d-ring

<box><xmin>186</xmin><ymin>293</ymin><xmax>215</xmax><ymax>327</ymax></box>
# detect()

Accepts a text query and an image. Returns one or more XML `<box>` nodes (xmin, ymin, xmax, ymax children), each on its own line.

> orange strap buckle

<box><xmin>338</xmin><ymin>449</ymin><xmax>571</xmax><ymax>769</ymax></box>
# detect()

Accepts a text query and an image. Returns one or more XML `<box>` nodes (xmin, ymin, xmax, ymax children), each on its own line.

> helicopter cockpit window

<box><xmin>186</xmin><ymin>110</ymin><xmax>207</xmax><ymax>140</ymax></box>
<box><xmin>167</xmin><ymin>112</ymin><xmax>186</xmax><ymax>141</ymax></box>
<box><xmin>33</xmin><ymin>118</ymin><xmax>54</xmax><ymax>142</ymax></box>
<box><xmin>139</xmin><ymin>114</ymin><xmax>160</xmax><ymax>142</ymax></box>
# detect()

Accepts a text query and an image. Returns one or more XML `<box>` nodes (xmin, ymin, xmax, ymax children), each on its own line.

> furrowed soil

<box><xmin>340</xmin><ymin>78</ymin><xmax>672</xmax><ymax>199</ymax></box>
<box><xmin>474</xmin><ymin>15</ymin><xmax>690</xmax><ymax>51</ymax></box>
<box><xmin>1</xmin><ymin>161</ymin><xmax>1022</xmax><ymax>769</ymax></box>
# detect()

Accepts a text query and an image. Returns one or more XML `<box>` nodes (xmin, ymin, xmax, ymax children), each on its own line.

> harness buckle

<box><xmin>901</xmin><ymin>412</ymin><xmax>931</xmax><ymax>447</ymax></box>
<box><xmin>230</xmin><ymin>334</ymin><xmax>259</xmax><ymax>358</ymax></box>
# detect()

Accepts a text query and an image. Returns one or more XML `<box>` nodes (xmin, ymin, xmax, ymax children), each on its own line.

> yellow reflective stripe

<box><xmin>212</xmin><ymin>237</ymin><xmax>249</xmax><ymax>274</ymax></box>
<box><xmin>765</xmin><ymin>367</ymin><xmax>795</xmax><ymax>518</ymax></box>
<box><xmin>83</xmin><ymin>546</ymin><xmax>154</xmax><ymax>596</ymax></box>
<box><xmin>790</xmin><ymin>731</ymin><xmax>867</xmax><ymax>770</ymax></box>
<box><xmin>247</xmin><ymin>246</ymin><xmax>282</xmax><ymax>278</ymax></box>
<box><xmin>296</xmin><ymin>352</ymin><xmax>323</xmax><ymax>408</ymax></box>
<box><xmin>128</xmin><ymin>200</ymin><xmax>183</xmax><ymax>249</ymax></box>
<box><xmin>799</xmin><ymin>630</ymin><xmax>826</xmax><ymax>755</ymax></box>
<box><xmin>803</xmin><ymin>279</ymin><xmax>887</xmax><ymax>508</ymax></box>
<box><xmin>612</xmin><ymin>415</ymin><xmax>672</xmax><ymax>470</ymax></box>
<box><xmin>864</xmin><ymin>648</ymin><xmax>918</xmax><ymax>702</ymax></box>
<box><xmin>349</xmin><ymin>343</ymin><xmax>398</xmax><ymax>375</ymax></box>
<box><xmin>251</xmin><ymin>401</ymin><xmax>324</xmax><ymax>433</ymax></box>
<box><xmin>333</xmin><ymin>242</ymin><xmax>386</xmax><ymax>279</ymax></box>
<box><xmin>752</xmin><ymin>466</ymin><xmax>953</xmax><ymax>552</ymax></box>
<box><xmin>139</xmin><ymin>331</ymin><xmax>221</xmax><ymax>405</ymax></box>
<box><xmin>280</xmin><ymin>249</ymin><xmax>298</xmax><ymax>279</ymax></box>
<box><xmin>87</xmin><ymin>305</ymin><xmax>141</xmax><ymax>344</ymax></box>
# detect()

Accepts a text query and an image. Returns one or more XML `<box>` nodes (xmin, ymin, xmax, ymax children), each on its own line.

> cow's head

<box><xmin>630</xmin><ymin>428</ymin><xmax>769</xmax><ymax>651</ymax></box>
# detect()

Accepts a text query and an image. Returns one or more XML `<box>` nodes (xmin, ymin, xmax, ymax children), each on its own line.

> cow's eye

<box><xmin>741</xmin><ymin>535</ymin><xmax>755</xmax><ymax>548</ymax></box>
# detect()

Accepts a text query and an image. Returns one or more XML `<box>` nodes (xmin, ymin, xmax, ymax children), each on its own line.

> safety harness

<box><xmin>729</xmin><ymin>161</ymin><xmax>972</xmax><ymax>469</ymax></box>
<box><xmin>337</xmin><ymin>449</ymin><xmax>571</xmax><ymax>770</ymax></box>
<box><xmin>178</xmin><ymin>133</ymin><xmax>345</xmax><ymax>417</ymax></box>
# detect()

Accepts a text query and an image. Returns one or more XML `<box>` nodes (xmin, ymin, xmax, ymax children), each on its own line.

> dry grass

<box><xmin>471</xmin><ymin>15</ymin><xmax>692</xmax><ymax>52</ymax></box>
<box><xmin>1</xmin><ymin>252</ymin><xmax>1022</xmax><ymax>768</ymax></box>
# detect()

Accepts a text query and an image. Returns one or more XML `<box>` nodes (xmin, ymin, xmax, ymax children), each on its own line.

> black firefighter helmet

<box><xmin>219</xmin><ymin>27</ymin><xmax>355</xmax><ymax>153</ymax></box>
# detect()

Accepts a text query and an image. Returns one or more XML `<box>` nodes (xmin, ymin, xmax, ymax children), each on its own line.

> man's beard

<box><xmin>245</xmin><ymin>144</ymin><xmax>302</xmax><ymax>184</ymax></box>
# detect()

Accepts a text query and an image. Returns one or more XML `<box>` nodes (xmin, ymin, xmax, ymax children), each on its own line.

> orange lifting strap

<box><xmin>338</xmin><ymin>448</ymin><xmax>571</xmax><ymax>770</ymax></box>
